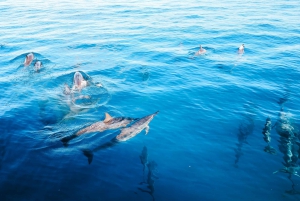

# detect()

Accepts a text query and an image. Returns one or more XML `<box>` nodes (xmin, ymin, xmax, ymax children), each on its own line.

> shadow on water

<box><xmin>234</xmin><ymin>103</ymin><xmax>256</xmax><ymax>168</ymax></box>
<box><xmin>285</xmin><ymin>174</ymin><xmax>300</xmax><ymax>195</ymax></box>
<box><xmin>273</xmin><ymin>106</ymin><xmax>300</xmax><ymax>177</ymax></box>
<box><xmin>137</xmin><ymin>146</ymin><xmax>158</xmax><ymax>201</ymax></box>
<box><xmin>137</xmin><ymin>66</ymin><xmax>150</xmax><ymax>82</ymax></box>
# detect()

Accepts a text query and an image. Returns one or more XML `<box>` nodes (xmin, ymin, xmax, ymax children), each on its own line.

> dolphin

<box><xmin>24</xmin><ymin>53</ymin><xmax>34</xmax><ymax>66</ymax></box>
<box><xmin>82</xmin><ymin>111</ymin><xmax>159</xmax><ymax>164</ymax></box>
<box><xmin>34</xmin><ymin>60</ymin><xmax>42</xmax><ymax>72</ymax></box>
<box><xmin>238</xmin><ymin>44</ymin><xmax>245</xmax><ymax>54</ymax></box>
<box><xmin>61</xmin><ymin>112</ymin><xmax>137</xmax><ymax>145</ymax></box>
<box><xmin>76</xmin><ymin>113</ymin><xmax>136</xmax><ymax>136</ymax></box>
<box><xmin>195</xmin><ymin>45</ymin><xmax>206</xmax><ymax>55</ymax></box>
<box><xmin>115</xmin><ymin>111</ymin><xmax>159</xmax><ymax>142</ymax></box>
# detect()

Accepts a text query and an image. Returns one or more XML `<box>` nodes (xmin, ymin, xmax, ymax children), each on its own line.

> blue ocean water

<box><xmin>1</xmin><ymin>0</ymin><xmax>300</xmax><ymax>200</ymax></box>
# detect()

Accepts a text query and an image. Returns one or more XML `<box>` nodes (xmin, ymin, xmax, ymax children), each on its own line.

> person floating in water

<box><xmin>64</xmin><ymin>71</ymin><xmax>89</xmax><ymax>95</ymax></box>
<box><xmin>73</xmin><ymin>71</ymin><xmax>88</xmax><ymax>92</ymax></box>
<box><xmin>34</xmin><ymin>60</ymin><xmax>42</xmax><ymax>72</ymax></box>
<box><xmin>195</xmin><ymin>45</ymin><xmax>206</xmax><ymax>56</ymax></box>
<box><xmin>238</xmin><ymin>44</ymin><xmax>245</xmax><ymax>54</ymax></box>
<box><xmin>24</xmin><ymin>53</ymin><xmax>34</xmax><ymax>66</ymax></box>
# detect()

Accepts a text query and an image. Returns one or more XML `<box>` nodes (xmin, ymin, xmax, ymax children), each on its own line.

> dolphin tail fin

<box><xmin>154</xmin><ymin>111</ymin><xmax>159</xmax><ymax>115</ymax></box>
<box><xmin>61</xmin><ymin>134</ymin><xmax>78</xmax><ymax>147</ymax></box>
<box><xmin>82</xmin><ymin>149</ymin><xmax>94</xmax><ymax>164</ymax></box>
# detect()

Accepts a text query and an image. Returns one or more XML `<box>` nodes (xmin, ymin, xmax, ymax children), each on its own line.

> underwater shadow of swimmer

<box><xmin>81</xmin><ymin>111</ymin><xmax>159</xmax><ymax>164</ymax></box>
<box><xmin>138</xmin><ymin>160</ymin><xmax>158</xmax><ymax>201</ymax></box>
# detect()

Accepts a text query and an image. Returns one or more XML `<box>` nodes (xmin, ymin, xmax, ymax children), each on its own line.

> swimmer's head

<box><xmin>74</xmin><ymin>71</ymin><xmax>84</xmax><ymax>87</ymax></box>
<box><xmin>34</xmin><ymin>61</ymin><xmax>42</xmax><ymax>71</ymax></box>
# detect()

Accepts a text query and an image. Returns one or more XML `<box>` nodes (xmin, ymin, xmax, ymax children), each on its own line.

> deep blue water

<box><xmin>1</xmin><ymin>0</ymin><xmax>300</xmax><ymax>200</ymax></box>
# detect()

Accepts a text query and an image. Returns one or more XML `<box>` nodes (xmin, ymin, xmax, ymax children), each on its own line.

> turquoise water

<box><xmin>1</xmin><ymin>0</ymin><xmax>300</xmax><ymax>200</ymax></box>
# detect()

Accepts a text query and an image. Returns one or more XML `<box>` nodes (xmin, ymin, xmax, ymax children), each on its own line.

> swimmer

<box><xmin>72</xmin><ymin>71</ymin><xmax>88</xmax><ymax>92</ymax></box>
<box><xmin>63</xmin><ymin>72</ymin><xmax>88</xmax><ymax>96</ymax></box>
<box><xmin>238</xmin><ymin>44</ymin><xmax>245</xmax><ymax>54</ymax></box>
<box><xmin>24</xmin><ymin>53</ymin><xmax>34</xmax><ymax>66</ymax></box>
<box><xmin>34</xmin><ymin>60</ymin><xmax>42</xmax><ymax>72</ymax></box>
<box><xmin>195</xmin><ymin>45</ymin><xmax>206</xmax><ymax>56</ymax></box>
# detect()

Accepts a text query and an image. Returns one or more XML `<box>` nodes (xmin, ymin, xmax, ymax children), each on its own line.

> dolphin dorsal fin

<box><xmin>104</xmin><ymin>113</ymin><xmax>113</xmax><ymax>123</ymax></box>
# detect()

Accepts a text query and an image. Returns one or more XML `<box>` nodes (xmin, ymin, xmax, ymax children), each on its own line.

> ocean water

<box><xmin>1</xmin><ymin>0</ymin><xmax>300</xmax><ymax>200</ymax></box>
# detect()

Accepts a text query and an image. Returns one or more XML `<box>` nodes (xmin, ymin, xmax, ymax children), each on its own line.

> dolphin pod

<box><xmin>82</xmin><ymin>111</ymin><xmax>159</xmax><ymax>164</ymax></box>
<box><xmin>60</xmin><ymin>112</ymin><xmax>138</xmax><ymax>145</ymax></box>
<box><xmin>19</xmin><ymin>52</ymin><xmax>159</xmax><ymax>165</ymax></box>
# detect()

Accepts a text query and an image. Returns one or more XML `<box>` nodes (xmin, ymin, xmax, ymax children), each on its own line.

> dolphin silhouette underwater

<box><xmin>61</xmin><ymin>112</ymin><xmax>137</xmax><ymax>145</ymax></box>
<box><xmin>140</xmin><ymin>146</ymin><xmax>148</xmax><ymax>172</ymax></box>
<box><xmin>24</xmin><ymin>53</ymin><xmax>34</xmax><ymax>66</ymax></box>
<box><xmin>82</xmin><ymin>111</ymin><xmax>159</xmax><ymax>164</ymax></box>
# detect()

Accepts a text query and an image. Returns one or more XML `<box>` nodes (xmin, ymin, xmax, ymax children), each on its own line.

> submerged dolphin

<box><xmin>24</xmin><ymin>53</ymin><xmax>34</xmax><ymax>66</ymax></box>
<box><xmin>61</xmin><ymin>113</ymin><xmax>137</xmax><ymax>145</ymax></box>
<box><xmin>82</xmin><ymin>111</ymin><xmax>159</xmax><ymax>164</ymax></box>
